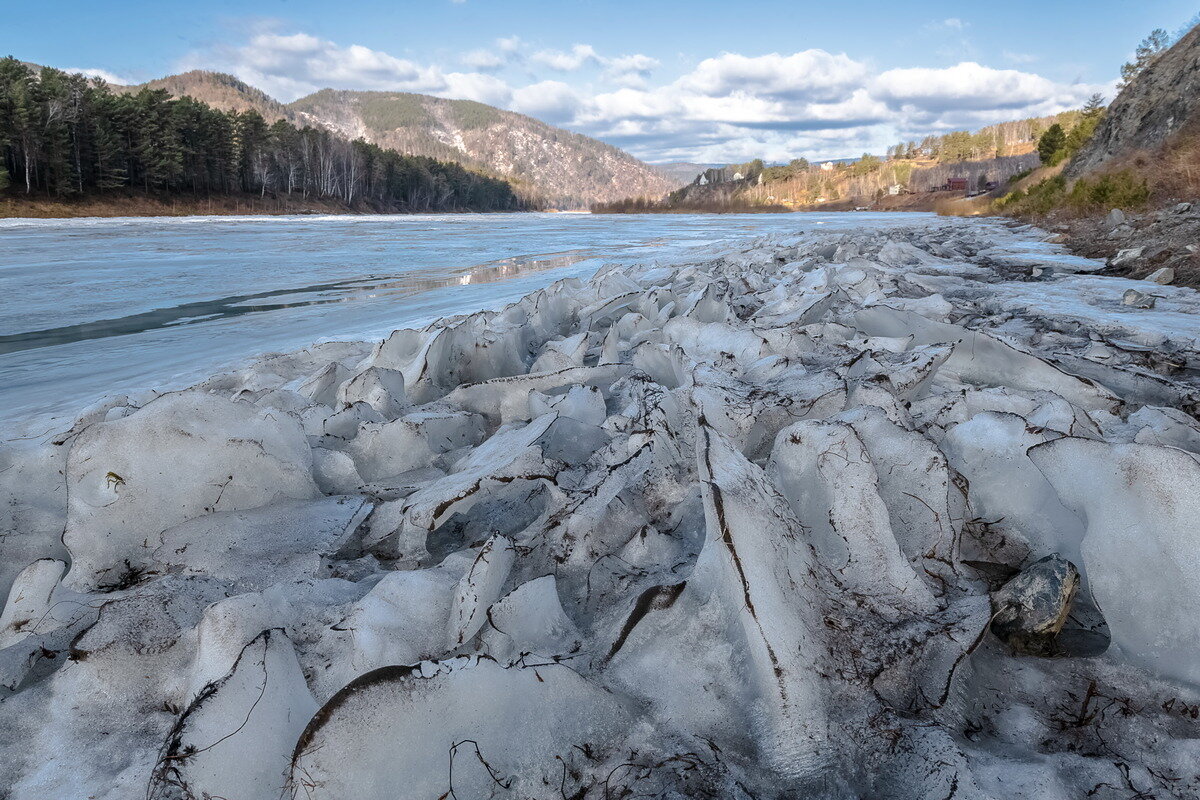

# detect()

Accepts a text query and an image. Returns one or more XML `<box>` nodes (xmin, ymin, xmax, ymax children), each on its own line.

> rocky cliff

<box><xmin>1067</xmin><ymin>25</ymin><xmax>1200</xmax><ymax>176</ymax></box>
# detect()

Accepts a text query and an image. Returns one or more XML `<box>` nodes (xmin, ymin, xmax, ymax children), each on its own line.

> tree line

<box><xmin>0</xmin><ymin>58</ymin><xmax>526</xmax><ymax>212</ymax></box>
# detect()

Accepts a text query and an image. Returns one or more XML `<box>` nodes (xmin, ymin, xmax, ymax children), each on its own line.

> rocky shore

<box><xmin>1050</xmin><ymin>202</ymin><xmax>1200</xmax><ymax>288</ymax></box>
<box><xmin>2</xmin><ymin>219</ymin><xmax>1200</xmax><ymax>799</ymax></box>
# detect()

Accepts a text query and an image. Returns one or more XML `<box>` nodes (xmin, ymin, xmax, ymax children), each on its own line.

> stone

<box><xmin>1122</xmin><ymin>289</ymin><xmax>1157</xmax><ymax>309</ymax></box>
<box><xmin>1109</xmin><ymin>247</ymin><xmax>1144</xmax><ymax>267</ymax></box>
<box><xmin>1146</xmin><ymin>266</ymin><xmax>1175</xmax><ymax>285</ymax></box>
<box><xmin>1174</xmin><ymin>202</ymin><xmax>1193</xmax><ymax>214</ymax></box>
<box><xmin>1044</xmin><ymin>233</ymin><xmax>1068</xmax><ymax>244</ymax></box>
<box><xmin>990</xmin><ymin>555</ymin><xmax>1080</xmax><ymax>655</ymax></box>
<box><xmin>1106</xmin><ymin>208</ymin><xmax>1127</xmax><ymax>227</ymax></box>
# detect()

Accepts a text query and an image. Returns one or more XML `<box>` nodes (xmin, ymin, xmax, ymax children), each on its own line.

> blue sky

<box><xmin>7</xmin><ymin>1</ymin><xmax>1199</xmax><ymax>162</ymax></box>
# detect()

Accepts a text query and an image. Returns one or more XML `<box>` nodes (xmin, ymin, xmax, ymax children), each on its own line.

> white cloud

<box><xmin>530</xmin><ymin>44</ymin><xmax>601</xmax><ymax>71</ymax></box>
<box><xmin>182</xmin><ymin>30</ymin><xmax>1107</xmax><ymax>163</ymax></box>
<box><xmin>496</xmin><ymin>36</ymin><xmax>523</xmax><ymax>54</ymax></box>
<box><xmin>604</xmin><ymin>53</ymin><xmax>660</xmax><ymax>87</ymax></box>
<box><xmin>872</xmin><ymin>62</ymin><xmax>1096</xmax><ymax>114</ymax></box>
<box><xmin>511</xmin><ymin>80</ymin><xmax>582</xmax><ymax>123</ymax></box>
<box><xmin>1003</xmin><ymin>51</ymin><xmax>1040</xmax><ymax>65</ymax></box>
<box><xmin>678</xmin><ymin>51</ymin><xmax>868</xmax><ymax>101</ymax></box>
<box><xmin>461</xmin><ymin>49</ymin><xmax>508</xmax><ymax>71</ymax></box>
<box><xmin>198</xmin><ymin>32</ymin><xmax>448</xmax><ymax>99</ymax></box>
<box><xmin>461</xmin><ymin>37</ymin><xmax>525</xmax><ymax>72</ymax></box>
<box><xmin>67</xmin><ymin>67</ymin><xmax>134</xmax><ymax>85</ymax></box>
<box><xmin>443</xmin><ymin>72</ymin><xmax>513</xmax><ymax>106</ymax></box>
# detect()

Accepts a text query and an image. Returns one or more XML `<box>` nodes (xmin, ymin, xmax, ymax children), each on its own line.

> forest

<box><xmin>0</xmin><ymin>58</ymin><xmax>526</xmax><ymax>213</ymax></box>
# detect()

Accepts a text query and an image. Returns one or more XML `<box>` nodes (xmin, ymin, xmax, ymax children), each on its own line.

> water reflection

<box><xmin>0</xmin><ymin>249</ymin><xmax>590</xmax><ymax>355</ymax></box>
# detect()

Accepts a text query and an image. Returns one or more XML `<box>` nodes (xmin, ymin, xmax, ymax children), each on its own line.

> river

<box><xmin>0</xmin><ymin>211</ymin><xmax>931</xmax><ymax>430</ymax></box>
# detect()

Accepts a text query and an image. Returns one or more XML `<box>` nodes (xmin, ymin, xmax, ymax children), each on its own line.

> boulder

<box><xmin>1146</xmin><ymin>266</ymin><xmax>1176</xmax><ymax>285</ymax></box>
<box><xmin>1105</xmin><ymin>208</ymin><xmax>1127</xmax><ymax>227</ymax></box>
<box><xmin>1109</xmin><ymin>247</ymin><xmax>1144</xmax><ymax>267</ymax></box>
<box><xmin>1122</xmin><ymin>289</ymin><xmax>1157</xmax><ymax>308</ymax></box>
<box><xmin>990</xmin><ymin>555</ymin><xmax>1080</xmax><ymax>655</ymax></box>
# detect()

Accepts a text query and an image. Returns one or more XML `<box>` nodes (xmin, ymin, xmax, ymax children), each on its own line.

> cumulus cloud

<box><xmin>873</xmin><ymin>62</ymin><xmax>1097</xmax><ymax>115</ymax></box>
<box><xmin>67</xmin><ymin>67</ymin><xmax>135</xmax><ymax>85</ymax></box>
<box><xmin>188</xmin><ymin>32</ymin><xmax>447</xmax><ymax>99</ymax></box>
<box><xmin>460</xmin><ymin>37</ymin><xmax>525</xmax><ymax>72</ymax></box>
<box><xmin>678</xmin><ymin>51</ymin><xmax>869</xmax><ymax>102</ymax></box>
<box><xmin>530</xmin><ymin>44</ymin><xmax>602</xmax><ymax>71</ymax></box>
<box><xmin>511</xmin><ymin>80</ymin><xmax>583</xmax><ymax>123</ymax></box>
<box><xmin>183</xmin><ymin>29</ymin><xmax>1106</xmax><ymax>162</ymax></box>
<box><xmin>461</xmin><ymin>49</ymin><xmax>508</xmax><ymax>71</ymax></box>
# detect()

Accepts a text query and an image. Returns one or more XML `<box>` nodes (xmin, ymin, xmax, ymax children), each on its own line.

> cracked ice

<box><xmin>3</xmin><ymin>218</ymin><xmax>1200</xmax><ymax>799</ymax></box>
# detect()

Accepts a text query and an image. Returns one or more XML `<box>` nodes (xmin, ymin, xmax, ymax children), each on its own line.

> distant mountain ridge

<box><xmin>114</xmin><ymin>70</ymin><xmax>679</xmax><ymax>208</ymax></box>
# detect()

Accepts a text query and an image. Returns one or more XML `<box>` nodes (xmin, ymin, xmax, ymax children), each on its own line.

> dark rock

<box><xmin>1122</xmin><ymin>289</ymin><xmax>1157</xmax><ymax>308</ymax></box>
<box><xmin>1066</xmin><ymin>26</ymin><xmax>1200</xmax><ymax>177</ymax></box>
<box><xmin>990</xmin><ymin>555</ymin><xmax>1079</xmax><ymax>656</ymax></box>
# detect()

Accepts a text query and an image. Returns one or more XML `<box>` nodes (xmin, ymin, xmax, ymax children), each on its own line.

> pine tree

<box><xmin>0</xmin><ymin>60</ymin><xmax>522</xmax><ymax>211</ymax></box>
<box><xmin>1037</xmin><ymin>124</ymin><xmax>1067</xmax><ymax>165</ymax></box>
<box><xmin>1120</xmin><ymin>29</ymin><xmax>1170</xmax><ymax>88</ymax></box>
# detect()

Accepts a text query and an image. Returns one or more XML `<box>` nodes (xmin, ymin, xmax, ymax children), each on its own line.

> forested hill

<box><xmin>0</xmin><ymin>59</ymin><xmax>526</xmax><ymax>214</ymax></box>
<box><xmin>111</xmin><ymin>70</ymin><xmax>679</xmax><ymax>208</ymax></box>
<box><xmin>595</xmin><ymin>111</ymin><xmax>1081</xmax><ymax>213</ymax></box>
<box><xmin>116</xmin><ymin>70</ymin><xmax>289</xmax><ymax>121</ymax></box>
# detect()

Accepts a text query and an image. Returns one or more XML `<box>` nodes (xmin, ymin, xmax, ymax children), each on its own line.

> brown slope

<box><xmin>114</xmin><ymin>70</ymin><xmax>289</xmax><ymax>121</ymax></box>
<box><xmin>286</xmin><ymin>89</ymin><xmax>678</xmax><ymax>208</ymax></box>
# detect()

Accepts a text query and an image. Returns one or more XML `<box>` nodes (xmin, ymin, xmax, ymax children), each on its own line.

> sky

<box><xmin>7</xmin><ymin>1</ymin><xmax>1200</xmax><ymax>163</ymax></box>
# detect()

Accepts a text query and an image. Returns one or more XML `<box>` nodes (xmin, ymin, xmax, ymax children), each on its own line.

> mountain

<box><xmin>1066</xmin><ymin>25</ymin><xmax>1200</xmax><ymax>177</ymax></box>
<box><xmin>115</xmin><ymin>70</ymin><xmax>289</xmax><ymax>121</ymax></box>
<box><xmin>287</xmin><ymin>89</ymin><xmax>677</xmax><ymax>208</ymax></box>
<box><xmin>116</xmin><ymin>70</ymin><xmax>679</xmax><ymax>208</ymax></box>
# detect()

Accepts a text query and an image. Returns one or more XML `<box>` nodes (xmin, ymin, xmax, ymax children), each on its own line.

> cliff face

<box><xmin>1067</xmin><ymin>25</ymin><xmax>1200</xmax><ymax>177</ymax></box>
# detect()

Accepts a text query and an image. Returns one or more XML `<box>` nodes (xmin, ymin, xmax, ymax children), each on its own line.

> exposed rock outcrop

<box><xmin>1067</xmin><ymin>25</ymin><xmax>1200</xmax><ymax>177</ymax></box>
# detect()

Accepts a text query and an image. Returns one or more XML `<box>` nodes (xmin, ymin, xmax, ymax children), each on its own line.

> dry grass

<box><xmin>933</xmin><ymin>195</ymin><xmax>995</xmax><ymax>217</ymax></box>
<box><xmin>1144</xmin><ymin>116</ymin><xmax>1200</xmax><ymax>201</ymax></box>
<box><xmin>0</xmin><ymin>192</ymin><xmax>363</xmax><ymax>219</ymax></box>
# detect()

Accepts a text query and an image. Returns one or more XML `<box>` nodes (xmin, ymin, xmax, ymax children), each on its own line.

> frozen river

<box><xmin>0</xmin><ymin>211</ymin><xmax>928</xmax><ymax>429</ymax></box>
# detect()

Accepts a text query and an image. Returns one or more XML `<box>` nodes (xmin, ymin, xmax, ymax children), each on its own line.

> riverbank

<box><xmin>0</xmin><ymin>193</ymin><xmax>532</xmax><ymax>219</ymax></box>
<box><xmin>3</xmin><ymin>218</ymin><xmax>1200</xmax><ymax>799</ymax></box>
<box><xmin>1031</xmin><ymin>201</ymin><xmax>1200</xmax><ymax>288</ymax></box>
